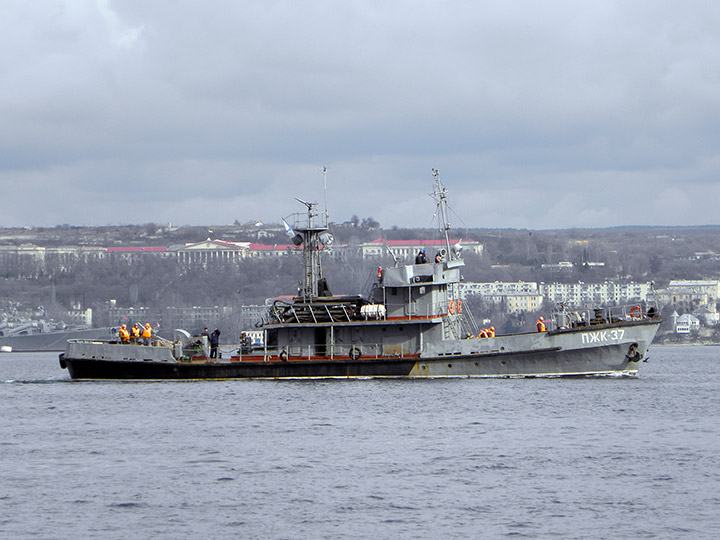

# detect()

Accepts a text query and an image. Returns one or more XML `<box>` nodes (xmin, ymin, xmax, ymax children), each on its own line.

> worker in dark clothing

<box><xmin>210</xmin><ymin>329</ymin><xmax>220</xmax><ymax>358</ymax></box>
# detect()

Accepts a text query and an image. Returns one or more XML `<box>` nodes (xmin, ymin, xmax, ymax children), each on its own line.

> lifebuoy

<box><xmin>349</xmin><ymin>347</ymin><xmax>361</xmax><ymax>361</ymax></box>
<box><xmin>629</xmin><ymin>305</ymin><xmax>642</xmax><ymax>319</ymax></box>
<box><xmin>279</xmin><ymin>350</ymin><xmax>288</xmax><ymax>362</ymax></box>
<box><xmin>457</xmin><ymin>299</ymin><xmax>462</xmax><ymax>314</ymax></box>
<box><xmin>448</xmin><ymin>300</ymin><xmax>455</xmax><ymax>315</ymax></box>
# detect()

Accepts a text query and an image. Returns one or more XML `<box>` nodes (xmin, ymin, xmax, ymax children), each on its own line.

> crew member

<box><xmin>536</xmin><ymin>316</ymin><xmax>546</xmax><ymax>333</ymax></box>
<box><xmin>488</xmin><ymin>326</ymin><xmax>495</xmax><ymax>338</ymax></box>
<box><xmin>118</xmin><ymin>324</ymin><xmax>130</xmax><ymax>343</ymax></box>
<box><xmin>478</xmin><ymin>329</ymin><xmax>487</xmax><ymax>338</ymax></box>
<box><xmin>142</xmin><ymin>323</ymin><xmax>153</xmax><ymax>345</ymax></box>
<box><xmin>210</xmin><ymin>329</ymin><xmax>221</xmax><ymax>358</ymax></box>
<box><xmin>130</xmin><ymin>323</ymin><xmax>141</xmax><ymax>342</ymax></box>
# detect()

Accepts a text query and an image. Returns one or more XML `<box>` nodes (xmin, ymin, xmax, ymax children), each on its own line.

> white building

<box><xmin>360</xmin><ymin>238</ymin><xmax>483</xmax><ymax>260</ymax></box>
<box><xmin>483</xmin><ymin>293</ymin><xmax>545</xmax><ymax>313</ymax></box>
<box><xmin>540</xmin><ymin>281</ymin><xmax>652</xmax><ymax>306</ymax></box>
<box><xmin>460</xmin><ymin>280</ymin><xmax>652</xmax><ymax>312</ymax></box>
<box><xmin>674</xmin><ymin>313</ymin><xmax>700</xmax><ymax>334</ymax></box>
<box><xmin>458</xmin><ymin>281</ymin><xmax>538</xmax><ymax>299</ymax></box>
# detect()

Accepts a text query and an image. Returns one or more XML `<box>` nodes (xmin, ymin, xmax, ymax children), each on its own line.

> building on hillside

<box><xmin>458</xmin><ymin>281</ymin><xmax>539</xmax><ymax>299</ymax></box>
<box><xmin>65</xmin><ymin>307</ymin><xmax>93</xmax><ymax>327</ymax></box>
<box><xmin>541</xmin><ymin>261</ymin><xmax>574</xmax><ymax>271</ymax></box>
<box><xmin>692</xmin><ymin>304</ymin><xmax>719</xmax><ymax>326</ymax></box>
<box><xmin>247</xmin><ymin>243</ymin><xmax>295</xmax><ymax>258</ymax></box>
<box><xmin>163</xmin><ymin>306</ymin><xmax>233</xmax><ymax>333</ymax></box>
<box><xmin>673</xmin><ymin>312</ymin><xmax>700</xmax><ymax>334</ymax></box>
<box><xmin>482</xmin><ymin>293</ymin><xmax>545</xmax><ymax>314</ymax></box>
<box><xmin>654</xmin><ymin>288</ymin><xmax>710</xmax><ymax>311</ymax></box>
<box><xmin>107</xmin><ymin>306</ymin><xmax>163</xmax><ymax>329</ymax></box>
<box><xmin>0</xmin><ymin>244</ymin><xmax>106</xmax><ymax>276</ymax></box>
<box><xmin>540</xmin><ymin>281</ymin><xmax>652</xmax><ymax>306</ymax></box>
<box><xmin>167</xmin><ymin>239</ymin><xmax>249</xmax><ymax>266</ymax></box>
<box><xmin>105</xmin><ymin>246</ymin><xmax>168</xmax><ymax>260</ymax></box>
<box><xmin>667</xmin><ymin>280</ymin><xmax>720</xmax><ymax>301</ymax></box>
<box><xmin>459</xmin><ymin>280</ymin><xmax>651</xmax><ymax>312</ymax></box>
<box><xmin>358</xmin><ymin>238</ymin><xmax>483</xmax><ymax>260</ymax></box>
<box><xmin>237</xmin><ymin>304</ymin><xmax>268</xmax><ymax>328</ymax></box>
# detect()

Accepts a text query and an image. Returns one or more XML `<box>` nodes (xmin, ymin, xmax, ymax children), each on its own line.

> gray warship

<box><xmin>60</xmin><ymin>172</ymin><xmax>661</xmax><ymax>379</ymax></box>
<box><xmin>0</xmin><ymin>320</ymin><xmax>113</xmax><ymax>353</ymax></box>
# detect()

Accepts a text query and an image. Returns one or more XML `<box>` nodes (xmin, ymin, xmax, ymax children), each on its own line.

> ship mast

<box><xmin>431</xmin><ymin>168</ymin><xmax>454</xmax><ymax>261</ymax></box>
<box><xmin>292</xmin><ymin>198</ymin><xmax>330</xmax><ymax>302</ymax></box>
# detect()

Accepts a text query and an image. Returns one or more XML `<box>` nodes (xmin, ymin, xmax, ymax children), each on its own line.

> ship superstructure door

<box><xmin>314</xmin><ymin>327</ymin><xmax>327</xmax><ymax>356</ymax></box>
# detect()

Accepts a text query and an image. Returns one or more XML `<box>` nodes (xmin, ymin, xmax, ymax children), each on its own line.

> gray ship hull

<box><xmin>1</xmin><ymin>328</ymin><xmax>113</xmax><ymax>352</ymax></box>
<box><xmin>60</xmin><ymin>320</ymin><xmax>659</xmax><ymax>380</ymax></box>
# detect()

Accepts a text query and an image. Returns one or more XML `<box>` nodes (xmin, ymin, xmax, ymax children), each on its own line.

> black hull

<box><xmin>60</xmin><ymin>342</ymin><xmax>642</xmax><ymax>380</ymax></box>
<box><xmin>62</xmin><ymin>356</ymin><xmax>418</xmax><ymax>379</ymax></box>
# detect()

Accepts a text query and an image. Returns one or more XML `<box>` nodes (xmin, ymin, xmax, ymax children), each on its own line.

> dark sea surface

<box><xmin>1</xmin><ymin>345</ymin><xmax>719</xmax><ymax>539</ymax></box>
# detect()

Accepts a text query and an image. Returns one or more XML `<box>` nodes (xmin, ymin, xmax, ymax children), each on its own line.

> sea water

<box><xmin>1</xmin><ymin>345</ymin><xmax>719</xmax><ymax>539</ymax></box>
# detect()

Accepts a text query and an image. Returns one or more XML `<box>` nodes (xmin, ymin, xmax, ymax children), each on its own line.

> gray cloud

<box><xmin>1</xmin><ymin>0</ymin><xmax>719</xmax><ymax>229</ymax></box>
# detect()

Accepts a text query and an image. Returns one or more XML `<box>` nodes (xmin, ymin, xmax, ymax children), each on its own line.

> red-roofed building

<box><xmin>167</xmin><ymin>239</ymin><xmax>250</xmax><ymax>266</ymax></box>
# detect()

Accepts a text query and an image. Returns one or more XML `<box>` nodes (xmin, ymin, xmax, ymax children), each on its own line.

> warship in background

<box><xmin>60</xmin><ymin>171</ymin><xmax>661</xmax><ymax>379</ymax></box>
<box><xmin>0</xmin><ymin>315</ymin><xmax>112</xmax><ymax>352</ymax></box>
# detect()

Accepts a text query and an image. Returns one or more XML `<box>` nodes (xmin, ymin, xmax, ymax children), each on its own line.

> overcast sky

<box><xmin>2</xmin><ymin>1</ymin><xmax>719</xmax><ymax>230</ymax></box>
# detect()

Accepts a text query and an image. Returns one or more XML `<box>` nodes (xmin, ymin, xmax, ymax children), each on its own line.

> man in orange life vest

<box><xmin>536</xmin><ymin>316</ymin><xmax>546</xmax><ymax>332</ymax></box>
<box><xmin>142</xmin><ymin>323</ymin><xmax>153</xmax><ymax>345</ymax></box>
<box><xmin>118</xmin><ymin>324</ymin><xmax>130</xmax><ymax>343</ymax></box>
<box><xmin>130</xmin><ymin>323</ymin><xmax>141</xmax><ymax>343</ymax></box>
